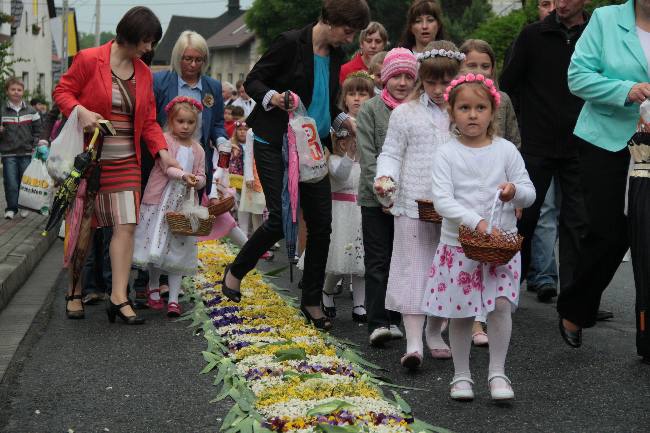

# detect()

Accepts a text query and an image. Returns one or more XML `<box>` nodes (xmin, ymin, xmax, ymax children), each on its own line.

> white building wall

<box><xmin>11</xmin><ymin>2</ymin><xmax>53</xmax><ymax>100</ymax></box>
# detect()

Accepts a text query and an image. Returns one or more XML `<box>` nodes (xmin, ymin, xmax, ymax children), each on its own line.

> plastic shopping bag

<box><xmin>288</xmin><ymin>103</ymin><xmax>328</xmax><ymax>183</ymax></box>
<box><xmin>18</xmin><ymin>157</ymin><xmax>54</xmax><ymax>213</ymax></box>
<box><xmin>47</xmin><ymin>106</ymin><xmax>83</xmax><ymax>182</ymax></box>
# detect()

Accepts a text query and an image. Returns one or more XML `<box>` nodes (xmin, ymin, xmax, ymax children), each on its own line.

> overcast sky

<box><xmin>55</xmin><ymin>0</ymin><xmax>254</xmax><ymax>35</ymax></box>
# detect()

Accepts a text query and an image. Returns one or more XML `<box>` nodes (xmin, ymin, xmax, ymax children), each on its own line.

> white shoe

<box><xmin>369</xmin><ymin>327</ymin><xmax>392</xmax><ymax>346</ymax></box>
<box><xmin>450</xmin><ymin>377</ymin><xmax>475</xmax><ymax>401</ymax></box>
<box><xmin>20</xmin><ymin>210</ymin><xmax>29</xmax><ymax>218</ymax></box>
<box><xmin>390</xmin><ymin>325</ymin><xmax>404</xmax><ymax>339</ymax></box>
<box><xmin>4</xmin><ymin>210</ymin><xmax>14</xmax><ymax>219</ymax></box>
<box><xmin>488</xmin><ymin>374</ymin><xmax>514</xmax><ymax>401</ymax></box>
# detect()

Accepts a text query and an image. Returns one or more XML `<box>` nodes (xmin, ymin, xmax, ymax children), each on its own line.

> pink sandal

<box><xmin>167</xmin><ymin>302</ymin><xmax>182</xmax><ymax>317</ymax></box>
<box><xmin>145</xmin><ymin>287</ymin><xmax>165</xmax><ymax>311</ymax></box>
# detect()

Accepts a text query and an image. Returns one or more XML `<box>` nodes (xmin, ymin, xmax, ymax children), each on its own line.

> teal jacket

<box><xmin>568</xmin><ymin>0</ymin><xmax>646</xmax><ymax>152</ymax></box>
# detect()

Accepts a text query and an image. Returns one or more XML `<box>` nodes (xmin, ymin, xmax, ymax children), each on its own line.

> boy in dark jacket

<box><xmin>0</xmin><ymin>77</ymin><xmax>46</xmax><ymax>219</ymax></box>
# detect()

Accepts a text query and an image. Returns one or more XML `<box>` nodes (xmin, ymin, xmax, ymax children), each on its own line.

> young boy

<box><xmin>0</xmin><ymin>77</ymin><xmax>46</xmax><ymax>219</ymax></box>
<box><xmin>224</xmin><ymin>104</ymin><xmax>245</xmax><ymax>138</ymax></box>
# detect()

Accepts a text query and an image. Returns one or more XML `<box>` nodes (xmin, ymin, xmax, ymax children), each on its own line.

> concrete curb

<box><xmin>0</xmin><ymin>226</ymin><xmax>58</xmax><ymax>312</ymax></box>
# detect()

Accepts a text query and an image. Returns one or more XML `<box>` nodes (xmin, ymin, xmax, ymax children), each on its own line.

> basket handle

<box><xmin>487</xmin><ymin>189</ymin><xmax>504</xmax><ymax>234</ymax></box>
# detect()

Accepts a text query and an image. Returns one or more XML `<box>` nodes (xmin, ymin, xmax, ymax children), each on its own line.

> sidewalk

<box><xmin>0</xmin><ymin>184</ymin><xmax>58</xmax><ymax>312</ymax></box>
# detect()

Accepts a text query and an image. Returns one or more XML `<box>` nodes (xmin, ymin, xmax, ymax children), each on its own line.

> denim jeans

<box><xmin>2</xmin><ymin>155</ymin><xmax>31</xmax><ymax>213</ymax></box>
<box><xmin>527</xmin><ymin>178</ymin><xmax>560</xmax><ymax>289</ymax></box>
<box><xmin>82</xmin><ymin>227</ymin><xmax>113</xmax><ymax>295</ymax></box>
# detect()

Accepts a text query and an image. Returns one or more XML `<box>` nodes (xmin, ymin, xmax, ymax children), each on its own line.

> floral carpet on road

<box><xmin>184</xmin><ymin>240</ymin><xmax>451</xmax><ymax>433</ymax></box>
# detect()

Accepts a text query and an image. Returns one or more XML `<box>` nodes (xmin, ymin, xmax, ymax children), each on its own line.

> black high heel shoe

<box><xmin>221</xmin><ymin>264</ymin><xmax>242</xmax><ymax>303</ymax></box>
<box><xmin>106</xmin><ymin>299</ymin><xmax>145</xmax><ymax>325</ymax></box>
<box><xmin>321</xmin><ymin>291</ymin><xmax>336</xmax><ymax>318</ymax></box>
<box><xmin>65</xmin><ymin>293</ymin><xmax>85</xmax><ymax>319</ymax></box>
<box><xmin>559</xmin><ymin>317</ymin><xmax>581</xmax><ymax>348</ymax></box>
<box><xmin>300</xmin><ymin>305</ymin><xmax>332</xmax><ymax>331</ymax></box>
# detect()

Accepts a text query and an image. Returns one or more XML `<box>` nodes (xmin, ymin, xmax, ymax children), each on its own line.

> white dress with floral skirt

<box><xmin>132</xmin><ymin>145</ymin><xmax>198</xmax><ymax>275</ymax></box>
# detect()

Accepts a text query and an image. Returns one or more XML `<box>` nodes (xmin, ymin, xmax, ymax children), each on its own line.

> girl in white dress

<box><xmin>421</xmin><ymin>74</ymin><xmax>535</xmax><ymax>401</ymax></box>
<box><xmin>320</xmin><ymin>73</ymin><xmax>373</xmax><ymax>322</ymax></box>
<box><xmin>374</xmin><ymin>40</ymin><xmax>463</xmax><ymax>370</ymax></box>
<box><xmin>133</xmin><ymin>97</ymin><xmax>206</xmax><ymax>317</ymax></box>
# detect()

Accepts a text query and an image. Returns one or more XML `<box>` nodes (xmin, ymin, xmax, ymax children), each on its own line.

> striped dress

<box><xmin>94</xmin><ymin>72</ymin><xmax>141</xmax><ymax>227</ymax></box>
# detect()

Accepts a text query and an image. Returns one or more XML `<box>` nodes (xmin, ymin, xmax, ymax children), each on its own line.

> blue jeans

<box><xmin>2</xmin><ymin>155</ymin><xmax>31</xmax><ymax>213</ymax></box>
<box><xmin>527</xmin><ymin>178</ymin><xmax>560</xmax><ymax>288</ymax></box>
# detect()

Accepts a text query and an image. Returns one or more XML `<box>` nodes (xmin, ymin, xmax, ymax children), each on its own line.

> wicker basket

<box><xmin>416</xmin><ymin>199</ymin><xmax>442</xmax><ymax>223</ymax></box>
<box><xmin>165</xmin><ymin>212</ymin><xmax>215</xmax><ymax>236</ymax></box>
<box><xmin>458</xmin><ymin>225</ymin><xmax>523</xmax><ymax>265</ymax></box>
<box><xmin>208</xmin><ymin>193</ymin><xmax>235</xmax><ymax>217</ymax></box>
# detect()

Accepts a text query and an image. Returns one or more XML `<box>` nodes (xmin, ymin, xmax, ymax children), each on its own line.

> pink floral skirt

<box><xmin>421</xmin><ymin>243</ymin><xmax>520</xmax><ymax>319</ymax></box>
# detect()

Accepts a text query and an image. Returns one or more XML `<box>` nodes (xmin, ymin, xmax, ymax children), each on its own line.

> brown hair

<box><xmin>411</xmin><ymin>40</ymin><xmax>461</xmax><ymax>99</ymax></box>
<box><xmin>400</xmin><ymin>0</ymin><xmax>446</xmax><ymax>50</ymax></box>
<box><xmin>338</xmin><ymin>74</ymin><xmax>374</xmax><ymax>112</ymax></box>
<box><xmin>320</xmin><ymin>0</ymin><xmax>371</xmax><ymax>31</ymax></box>
<box><xmin>368</xmin><ymin>51</ymin><xmax>387</xmax><ymax>75</ymax></box>
<box><xmin>360</xmin><ymin>21</ymin><xmax>389</xmax><ymax>46</ymax></box>
<box><xmin>115</xmin><ymin>6</ymin><xmax>162</xmax><ymax>46</ymax></box>
<box><xmin>5</xmin><ymin>77</ymin><xmax>24</xmax><ymax>91</ymax></box>
<box><xmin>459</xmin><ymin>39</ymin><xmax>497</xmax><ymax>77</ymax></box>
<box><xmin>447</xmin><ymin>82</ymin><xmax>497</xmax><ymax>138</ymax></box>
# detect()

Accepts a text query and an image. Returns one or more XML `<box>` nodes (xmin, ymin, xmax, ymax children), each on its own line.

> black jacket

<box><xmin>244</xmin><ymin>23</ymin><xmax>345</xmax><ymax>150</ymax></box>
<box><xmin>500</xmin><ymin>11</ymin><xmax>589</xmax><ymax>159</ymax></box>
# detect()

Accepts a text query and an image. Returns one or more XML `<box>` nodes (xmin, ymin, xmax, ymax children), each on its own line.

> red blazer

<box><xmin>53</xmin><ymin>41</ymin><xmax>166</xmax><ymax>166</ymax></box>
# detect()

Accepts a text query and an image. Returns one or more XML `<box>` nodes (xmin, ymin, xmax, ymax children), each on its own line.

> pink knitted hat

<box><xmin>381</xmin><ymin>48</ymin><xmax>418</xmax><ymax>85</ymax></box>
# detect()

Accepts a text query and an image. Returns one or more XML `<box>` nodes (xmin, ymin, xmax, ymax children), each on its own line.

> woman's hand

<box><xmin>158</xmin><ymin>149</ymin><xmax>182</xmax><ymax>171</ymax></box>
<box><xmin>246</xmin><ymin>180</ymin><xmax>255</xmax><ymax>189</ymax></box>
<box><xmin>77</xmin><ymin>105</ymin><xmax>104</xmax><ymax>132</ymax></box>
<box><xmin>182</xmin><ymin>173</ymin><xmax>198</xmax><ymax>187</ymax></box>
<box><xmin>627</xmin><ymin>83</ymin><xmax>650</xmax><ymax>104</ymax></box>
<box><xmin>373</xmin><ymin>176</ymin><xmax>395</xmax><ymax>197</ymax></box>
<box><xmin>271</xmin><ymin>91</ymin><xmax>297</xmax><ymax>112</ymax></box>
<box><xmin>498</xmin><ymin>182</ymin><xmax>516</xmax><ymax>202</ymax></box>
<box><xmin>476</xmin><ymin>219</ymin><xmax>488</xmax><ymax>234</ymax></box>
<box><xmin>345</xmin><ymin>138</ymin><xmax>357</xmax><ymax>159</ymax></box>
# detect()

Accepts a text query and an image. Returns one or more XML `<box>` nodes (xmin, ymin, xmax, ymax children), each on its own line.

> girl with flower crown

<box><xmin>373</xmin><ymin>40</ymin><xmax>463</xmax><ymax>370</ymax></box>
<box><xmin>132</xmin><ymin>96</ymin><xmax>206</xmax><ymax>317</ymax></box>
<box><xmin>421</xmin><ymin>73</ymin><xmax>535</xmax><ymax>401</ymax></box>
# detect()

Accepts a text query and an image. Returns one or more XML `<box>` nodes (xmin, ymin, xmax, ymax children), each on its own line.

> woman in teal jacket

<box><xmin>561</xmin><ymin>0</ymin><xmax>650</xmax><ymax>364</ymax></box>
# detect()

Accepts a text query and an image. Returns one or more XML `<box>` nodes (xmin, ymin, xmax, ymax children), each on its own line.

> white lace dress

<box><xmin>132</xmin><ymin>145</ymin><xmax>198</xmax><ymax>275</ymax></box>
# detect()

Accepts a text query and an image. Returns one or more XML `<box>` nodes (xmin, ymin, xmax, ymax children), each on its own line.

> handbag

<box><xmin>18</xmin><ymin>157</ymin><xmax>54</xmax><ymax>213</ymax></box>
<box><xmin>47</xmin><ymin>106</ymin><xmax>83</xmax><ymax>183</ymax></box>
<box><xmin>288</xmin><ymin>98</ymin><xmax>328</xmax><ymax>183</ymax></box>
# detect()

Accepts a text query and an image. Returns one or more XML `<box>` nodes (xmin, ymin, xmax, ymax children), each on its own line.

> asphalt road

<box><xmin>1</xmin><ymin>248</ymin><xmax>649</xmax><ymax>433</ymax></box>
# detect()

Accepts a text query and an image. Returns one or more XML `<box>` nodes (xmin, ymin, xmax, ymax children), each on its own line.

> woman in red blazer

<box><xmin>54</xmin><ymin>6</ymin><xmax>178</xmax><ymax>325</ymax></box>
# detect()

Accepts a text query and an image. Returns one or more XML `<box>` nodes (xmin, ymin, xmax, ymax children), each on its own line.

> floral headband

<box><xmin>347</xmin><ymin>70</ymin><xmax>375</xmax><ymax>82</ymax></box>
<box><xmin>443</xmin><ymin>73</ymin><xmax>501</xmax><ymax>107</ymax></box>
<box><xmin>416</xmin><ymin>49</ymin><xmax>466</xmax><ymax>62</ymax></box>
<box><xmin>164</xmin><ymin>95</ymin><xmax>204</xmax><ymax>114</ymax></box>
<box><xmin>234</xmin><ymin>120</ymin><xmax>247</xmax><ymax>128</ymax></box>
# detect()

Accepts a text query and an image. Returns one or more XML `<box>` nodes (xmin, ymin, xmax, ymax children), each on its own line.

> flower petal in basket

<box><xmin>208</xmin><ymin>194</ymin><xmax>235</xmax><ymax>217</ymax></box>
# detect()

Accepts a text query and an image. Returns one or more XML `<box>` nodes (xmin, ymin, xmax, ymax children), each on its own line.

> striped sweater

<box><xmin>0</xmin><ymin>101</ymin><xmax>42</xmax><ymax>156</ymax></box>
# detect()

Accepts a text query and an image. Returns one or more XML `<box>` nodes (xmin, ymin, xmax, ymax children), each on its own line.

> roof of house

<box><xmin>152</xmin><ymin>8</ymin><xmax>245</xmax><ymax>65</ymax></box>
<box><xmin>206</xmin><ymin>15</ymin><xmax>254</xmax><ymax>50</ymax></box>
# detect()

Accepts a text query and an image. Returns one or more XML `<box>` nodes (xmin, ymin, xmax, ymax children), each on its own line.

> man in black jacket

<box><xmin>500</xmin><ymin>1</ymin><xmax>589</xmax><ymax>303</ymax></box>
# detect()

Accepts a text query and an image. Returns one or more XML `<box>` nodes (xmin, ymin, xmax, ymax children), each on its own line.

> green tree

<box><xmin>444</xmin><ymin>0</ymin><xmax>494</xmax><ymax>44</ymax></box>
<box><xmin>78</xmin><ymin>31</ymin><xmax>116</xmax><ymax>49</ymax></box>
<box><xmin>0</xmin><ymin>41</ymin><xmax>26</xmax><ymax>102</ymax></box>
<box><xmin>246</xmin><ymin>0</ymin><xmax>321</xmax><ymax>52</ymax></box>
<box><xmin>367</xmin><ymin>0</ymin><xmax>411</xmax><ymax>47</ymax></box>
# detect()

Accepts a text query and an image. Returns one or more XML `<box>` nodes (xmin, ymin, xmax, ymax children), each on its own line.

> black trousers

<box><xmin>628</xmin><ymin>176</ymin><xmax>650</xmax><ymax>358</ymax></box>
<box><xmin>230</xmin><ymin>139</ymin><xmax>332</xmax><ymax>306</ymax></box>
<box><xmin>361</xmin><ymin>206</ymin><xmax>401</xmax><ymax>333</ymax></box>
<box><xmin>518</xmin><ymin>151</ymin><xmax>587</xmax><ymax>290</ymax></box>
<box><xmin>557</xmin><ymin>137</ymin><xmax>630</xmax><ymax>328</ymax></box>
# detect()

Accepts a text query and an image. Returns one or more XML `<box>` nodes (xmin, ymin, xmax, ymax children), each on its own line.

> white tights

<box><xmin>238</xmin><ymin>211</ymin><xmax>263</xmax><ymax>237</ymax></box>
<box><xmin>148</xmin><ymin>266</ymin><xmax>183</xmax><ymax>304</ymax></box>
<box><xmin>322</xmin><ymin>273</ymin><xmax>365</xmax><ymax>314</ymax></box>
<box><xmin>402</xmin><ymin>314</ymin><xmax>448</xmax><ymax>355</ymax></box>
<box><xmin>449</xmin><ymin>298</ymin><xmax>512</xmax><ymax>382</ymax></box>
<box><xmin>225</xmin><ymin>226</ymin><xmax>248</xmax><ymax>247</ymax></box>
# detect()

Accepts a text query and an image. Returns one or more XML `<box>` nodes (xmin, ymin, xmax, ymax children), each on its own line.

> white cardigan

<box><xmin>375</xmin><ymin>94</ymin><xmax>449</xmax><ymax>218</ymax></box>
<box><xmin>432</xmin><ymin>136</ymin><xmax>536</xmax><ymax>247</ymax></box>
